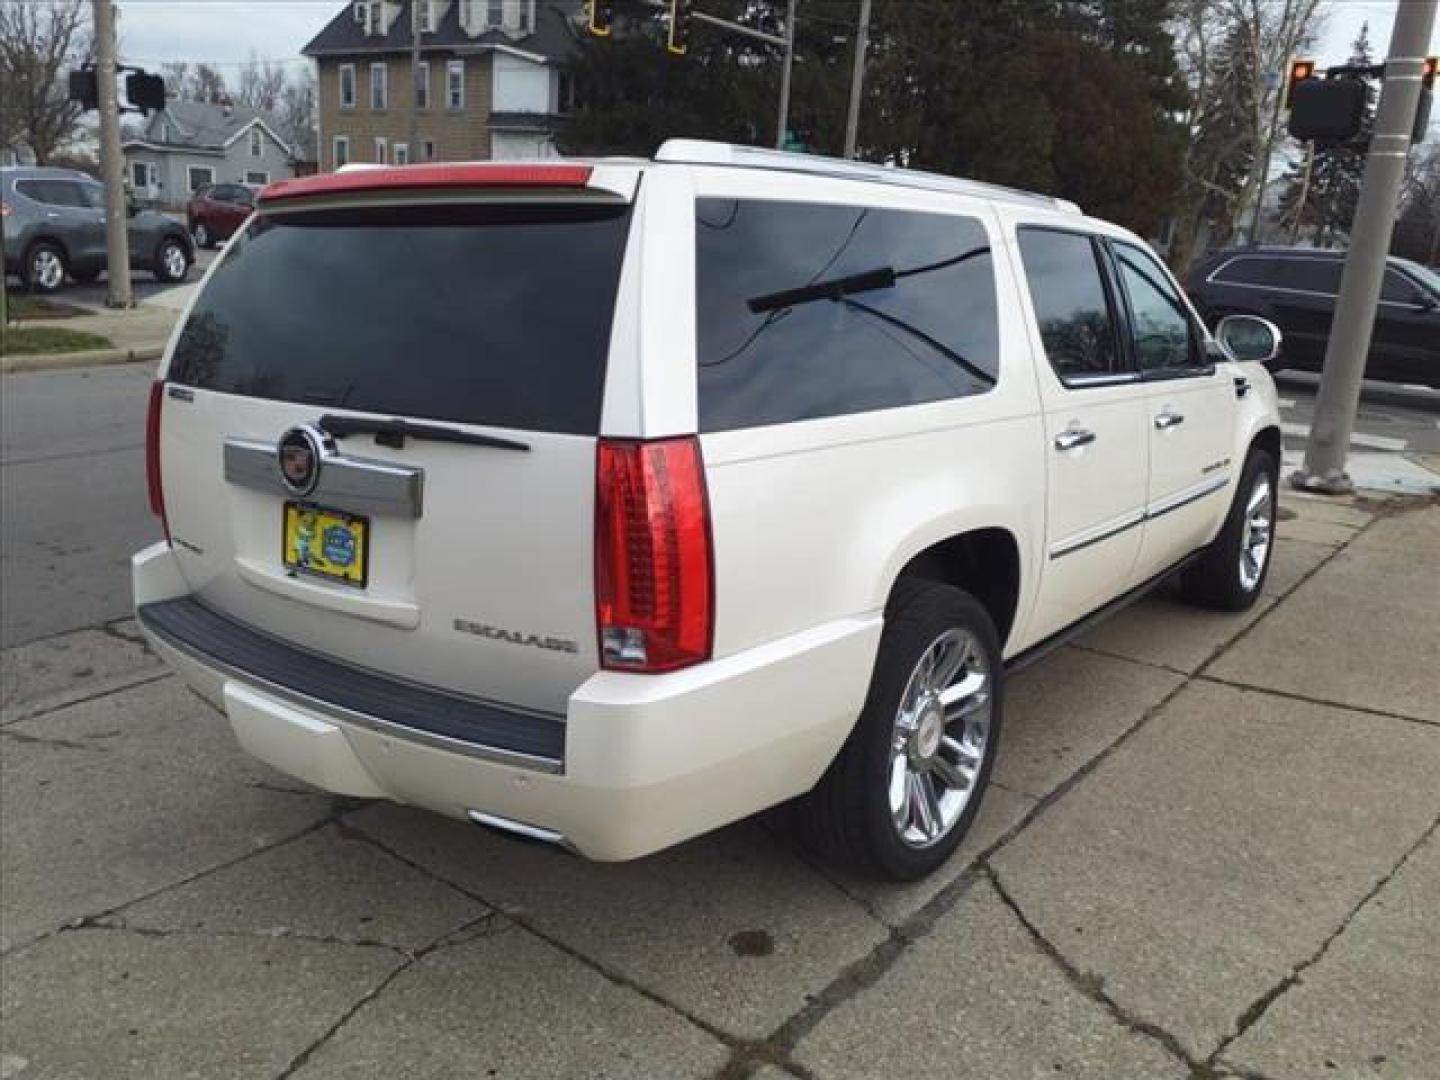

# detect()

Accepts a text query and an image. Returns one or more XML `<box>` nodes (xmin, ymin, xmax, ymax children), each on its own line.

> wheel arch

<box><xmin>888</xmin><ymin>526</ymin><xmax>1024</xmax><ymax>652</ymax></box>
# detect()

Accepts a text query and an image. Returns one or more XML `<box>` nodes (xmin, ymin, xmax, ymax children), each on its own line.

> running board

<box><xmin>1004</xmin><ymin>549</ymin><xmax>1204</xmax><ymax>676</ymax></box>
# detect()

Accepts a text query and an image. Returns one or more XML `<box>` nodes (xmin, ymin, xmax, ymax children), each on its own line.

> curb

<box><xmin>1274</xmin><ymin>370</ymin><xmax>1440</xmax><ymax>412</ymax></box>
<box><xmin>1</xmin><ymin>343</ymin><xmax>165</xmax><ymax>375</ymax></box>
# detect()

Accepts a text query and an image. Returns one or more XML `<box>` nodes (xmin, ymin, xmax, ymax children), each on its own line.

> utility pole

<box><xmin>842</xmin><ymin>0</ymin><xmax>871</xmax><ymax>158</ymax></box>
<box><xmin>1292</xmin><ymin>0</ymin><xmax>1438</xmax><ymax>494</ymax></box>
<box><xmin>93</xmin><ymin>0</ymin><xmax>131</xmax><ymax>308</ymax></box>
<box><xmin>408</xmin><ymin>0</ymin><xmax>423</xmax><ymax>163</ymax></box>
<box><xmin>774</xmin><ymin>0</ymin><xmax>797</xmax><ymax>149</ymax></box>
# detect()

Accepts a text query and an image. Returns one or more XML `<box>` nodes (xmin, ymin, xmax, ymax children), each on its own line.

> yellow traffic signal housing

<box><xmin>667</xmin><ymin>0</ymin><xmax>691</xmax><ymax>56</ymax></box>
<box><xmin>587</xmin><ymin>0</ymin><xmax>613</xmax><ymax>37</ymax></box>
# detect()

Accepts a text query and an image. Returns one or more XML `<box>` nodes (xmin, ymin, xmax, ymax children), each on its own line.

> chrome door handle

<box><xmin>1154</xmin><ymin>410</ymin><xmax>1185</xmax><ymax>430</ymax></box>
<box><xmin>1054</xmin><ymin>428</ymin><xmax>1097</xmax><ymax>451</ymax></box>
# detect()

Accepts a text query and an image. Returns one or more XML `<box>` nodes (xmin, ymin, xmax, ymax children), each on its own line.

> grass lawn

<box><xmin>3</xmin><ymin>292</ymin><xmax>88</xmax><ymax>321</ymax></box>
<box><xmin>1</xmin><ymin>326</ymin><xmax>113</xmax><ymax>357</ymax></box>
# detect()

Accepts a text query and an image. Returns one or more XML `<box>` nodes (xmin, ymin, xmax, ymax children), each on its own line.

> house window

<box><xmin>370</xmin><ymin>62</ymin><xmax>388</xmax><ymax>110</ymax></box>
<box><xmin>518</xmin><ymin>0</ymin><xmax>532</xmax><ymax>31</ymax></box>
<box><xmin>487</xmin><ymin>0</ymin><xmax>503</xmax><ymax>27</ymax></box>
<box><xmin>249</xmin><ymin>127</ymin><xmax>263</xmax><ymax>157</ymax></box>
<box><xmin>416</xmin><ymin>0</ymin><xmax>432</xmax><ymax>32</ymax></box>
<box><xmin>374</xmin><ymin>136</ymin><xmax>388</xmax><ymax>164</ymax></box>
<box><xmin>354</xmin><ymin>2</ymin><xmax>366</xmax><ymax>22</ymax></box>
<box><xmin>395</xmin><ymin>142</ymin><xmax>410</xmax><ymax>165</ymax></box>
<box><xmin>446</xmin><ymin>59</ymin><xmax>464</xmax><ymax>108</ymax></box>
<box><xmin>422</xmin><ymin>139</ymin><xmax>436</xmax><ymax>161</ymax></box>
<box><xmin>245</xmin><ymin>170</ymin><xmax>269</xmax><ymax>185</ymax></box>
<box><xmin>333</xmin><ymin>135</ymin><xmax>350</xmax><ymax>167</ymax></box>
<box><xmin>187</xmin><ymin>165</ymin><xmax>214</xmax><ymax>191</ymax></box>
<box><xmin>339</xmin><ymin>64</ymin><xmax>356</xmax><ymax>109</ymax></box>
<box><xmin>415</xmin><ymin>60</ymin><xmax>430</xmax><ymax>108</ymax></box>
<box><xmin>130</xmin><ymin>161</ymin><xmax>155</xmax><ymax>190</ymax></box>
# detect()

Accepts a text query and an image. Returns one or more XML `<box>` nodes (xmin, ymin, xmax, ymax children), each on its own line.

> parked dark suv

<box><xmin>2</xmin><ymin>166</ymin><xmax>193</xmax><ymax>293</ymax></box>
<box><xmin>1187</xmin><ymin>247</ymin><xmax>1439</xmax><ymax>388</ymax></box>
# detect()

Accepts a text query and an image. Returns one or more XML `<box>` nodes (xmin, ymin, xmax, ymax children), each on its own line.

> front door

<box><xmin>1105</xmin><ymin>240</ymin><xmax>1236</xmax><ymax>581</ymax></box>
<box><xmin>1013</xmin><ymin>225</ymin><xmax>1150</xmax><ymax>642</ymax></box>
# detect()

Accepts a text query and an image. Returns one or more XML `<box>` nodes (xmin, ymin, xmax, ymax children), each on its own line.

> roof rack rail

<box><xmin>654</xmin><ymin>139</ymin><xmax>1082</xmax><ymax>214</ymax></box>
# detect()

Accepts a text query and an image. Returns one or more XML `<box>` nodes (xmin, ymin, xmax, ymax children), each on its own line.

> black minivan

<box><xmin>1187</xmin><ymin>247</ymin><xmax>1439</xmax><ymax>388</ymax></box>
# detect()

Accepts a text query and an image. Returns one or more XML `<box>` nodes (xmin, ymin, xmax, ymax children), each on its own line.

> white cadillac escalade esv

<box><xmin>133</xmin><ymin>141</ymin><xmax>1283</xmax><ymax>880</ymax></box>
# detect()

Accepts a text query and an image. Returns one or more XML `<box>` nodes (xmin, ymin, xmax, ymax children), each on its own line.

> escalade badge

<box><xmin>277</xmin><ymin>426</ymin><xmax>324</xmax><ymax>497</ymax></box>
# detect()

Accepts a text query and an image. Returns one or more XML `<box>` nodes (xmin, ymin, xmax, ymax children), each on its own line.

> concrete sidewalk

<box><xmin>2</xmin><ymin>302</ymin><xmax>178</xmax><ymax>374</ymax></box>
<box><xmin>1</xmin><ymin>493</ymin><xmax>1437</xmax><ymax>1079</ymax></box>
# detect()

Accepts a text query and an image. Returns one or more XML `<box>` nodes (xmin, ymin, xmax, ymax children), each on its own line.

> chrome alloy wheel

<box><xmin>1239</xmin><ymin>473</ymin><xmax>1275</xmax><ymax>592</ymax></box>
<box><xmin>161</xmin><ymin>242</ymin><xmax>188</xmax><ymax>279</ymax></box>
<box><xmin>888</xmin><ymin>628</ymin><xmax>992</xmax><ymax>848</ymax></box>
<box><xmin>31</xmin><ymin>249</ymin><xmax>64</xmax><ymax>290</ymax></box>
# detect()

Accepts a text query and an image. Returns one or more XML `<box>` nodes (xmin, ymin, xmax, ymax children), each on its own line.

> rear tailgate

<box><xmin>156</xmin><ymin>164</ymin><xmax>640</xmax><ymax>719</ymax></box>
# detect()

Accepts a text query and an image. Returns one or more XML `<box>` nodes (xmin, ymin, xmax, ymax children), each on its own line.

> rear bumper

<box><xmin>133</xmin><ymin>541</ymin><xmax>881</xmax><ymax>860</ymax></box>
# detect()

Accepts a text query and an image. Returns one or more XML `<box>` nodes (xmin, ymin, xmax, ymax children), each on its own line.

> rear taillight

<box><xmin>145</xmin><ymin>380</ymin><xmax>169</xmax><ymax>541</ymax></box>
<box><xmin>595</xmin><ymin>437</ymin><xmax>713</xmax><ymax>673</ymax></box>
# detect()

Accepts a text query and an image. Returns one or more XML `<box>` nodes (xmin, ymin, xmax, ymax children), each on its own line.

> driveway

<box><xmin>2</xmin><ymin>488</ymin><xmax>1437</xmax><ymax>1079</ymax></box>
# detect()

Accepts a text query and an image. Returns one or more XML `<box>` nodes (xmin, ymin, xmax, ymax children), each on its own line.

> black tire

<box><xmin>153</xmin><ymin>236</ymin><xmax>191</xmax><ymax>283</ymax></box>
<box><xmin>22</xmin><ymin>241</ymin><xmax>68</xmax><ymax>293</ymax></box>
<box><xmin>798</xmin><ymin>579</ymin><xmax>1004</xmax><ymax>881</ymax></box>
<box><xmin>1180</xmin><ymin>448</ymin><xmax>1278</xmax><ymax>611</ymax></box>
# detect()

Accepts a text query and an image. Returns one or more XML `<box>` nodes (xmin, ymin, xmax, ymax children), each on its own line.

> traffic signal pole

<box><xmin>842</xmin><ymin>0</ymin><xmax>871</xmax><ymax>158</ymax></box>
<box><xmin>774</xmin><ymin>0</ymin><xmax>797</xmax><ymax>149</ymax></box>
<box><xmin>1291</xmin><ymin>0</ymin><xmax>1437</xmax><ymax>495</ymax></box>
<box><xmin>93</xmin><ymin>0</ymin><xmax>132</xmax><ymax>308</ymax></box>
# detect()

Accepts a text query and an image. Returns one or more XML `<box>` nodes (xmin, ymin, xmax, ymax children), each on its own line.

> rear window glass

<box><xmin>695</xmin><ymin>198</ymin><xmax>999</xmax><ymax>432</ymax></box>
<box><xmin>170</xmin><ymin>203</ymin><xmax>632</xmax><ymax>435</ymax></box>
<box><xmin>1212</xmin><ymin>256</ymin><xmax>1276</xmax><ymax>286</ymax></box>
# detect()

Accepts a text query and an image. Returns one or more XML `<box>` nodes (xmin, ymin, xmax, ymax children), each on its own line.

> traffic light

<box><xmin>68</xmin><ymin>68</ymin><xmax>98</xmax><ymax>110</ymax></box>
<box><xmin>1414</xmin><ymin>57</ymin><xmax>1437</xmax><ymax>144</ymax></box>
<box><xmin>1284</xmin><ymin>58</ymin><xmax>1316</xmax><ymax>110</ymax></box>
<box><xmin>667</xmin><ymin>0</ymin><xmax>691</xmax><ymax>56</ymax></box>
<box><xmin>586</xmin><ymin>0</ymin><xmax>613</xmax><ymax>37</ymax></box>
<box><xmin>126</xmin><ymin>72</ymin><xmax>167</xmax><ymax>115</ymax></box>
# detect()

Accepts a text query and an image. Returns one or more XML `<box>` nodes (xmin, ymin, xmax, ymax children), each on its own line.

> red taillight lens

<box><xmin>595</xmin><ymin>437</ymin><xmax>713</xmax><ymax>673</ymax></box>
<box><xmin>145</xmin><ymin>380</ymin><xmax>169</xmax><ymax>540</ymax></box>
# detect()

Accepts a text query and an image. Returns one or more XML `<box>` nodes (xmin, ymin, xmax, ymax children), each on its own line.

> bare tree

<box><xmin>190</xmin><ymin>62</ymin><xmax>228</xmax><ymax>105</ymax></box>
<box><xmin>0</xmin><ymin>0</ymin><xmax>94</xmax><ymax>164</ymax></box>
<box><xmin>236</xmin><ymin>50</ymin><xmax>286</xmax><ymax>114</ymax></box>
<box><xmin>278</xmin><ymin>67</ymin><xmax>316</xmax><ymax>140</ymax></box>
<box><xmin>160</xmin><ymin>60</ymin><xmax>189</xmax><ymax>98</ymax></box>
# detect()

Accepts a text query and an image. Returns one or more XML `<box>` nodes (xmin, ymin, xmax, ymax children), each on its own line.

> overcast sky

<box><xmin>111</xmin><ymin>0</ymin><xmax>1438</xmax><ymax>74</ymax></box>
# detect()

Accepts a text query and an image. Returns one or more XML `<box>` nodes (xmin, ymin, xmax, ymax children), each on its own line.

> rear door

<box><xmin>1374</xmin><ymin>267</ymin><xmax>1440</xmax><ymax>386</ymax></box>
<box><xmin>1106</xmin><ymin>240</ymin><xmax>1235</xmax><ymax>581</ymax></box>
<box><xmin>1269</xmin><ymin>255</ymin><xmax>1340</xmax><ymax>368</ymax></box>
<box><xmin>19</xmin><ymin>178</ymin><xmax>105</xmax><ymax>265</ymax></box>
<box><xmin>158</xmin><ymin>174</ymin><xmax>639</xmax><ymax>717</ymax></box>
<box><xmin>1014</xmin><ymin>225</ymin><xmax>1149</xmax><ymax>641</ymax></box>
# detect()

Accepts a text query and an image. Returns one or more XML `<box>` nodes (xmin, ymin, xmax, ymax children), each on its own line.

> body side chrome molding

<box><xmin>1049</xmin><ymin>474</ymin><xmax>1230</xmax><ymax>560</ymax></box>
<box><xmin>224</xmin><ymin>436</ymin><xmax>424</xmax><ymax>519</ymax></box>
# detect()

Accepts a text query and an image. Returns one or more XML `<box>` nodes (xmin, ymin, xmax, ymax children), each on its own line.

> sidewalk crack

<box><xmin>1204</xmin><ymin>814</ymin><xmax>1439</xmax><ymax>1071</ymax></box>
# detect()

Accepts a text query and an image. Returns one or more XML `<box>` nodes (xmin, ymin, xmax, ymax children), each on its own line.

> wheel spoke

<box><xmin>888</xmin><ymin>754</ymin><xmax>909</xmax><ymax>818</ymax></box>
<box><xmin>938</xmin><ymin>668</ymin><xmax>985</xmax><ymax>709</ymax></box>
<box><xmin>929</xmin><ymin>637</ymin><xmax>967</xmax><ymax>692</ymax></box>
<box><xmin>1247</xmin><ymin>481</ymin><xmax>1270</xmax><ymax>514</ymax></box>
<box><xmin>910</xmin><ymin>772</ymin><xmax>942</xmax><ymax>839</ymax></box>
<box><xmin>930</xmin><ymin>748</ymin><xmax>971</xmax><ymax>792</ymax></box>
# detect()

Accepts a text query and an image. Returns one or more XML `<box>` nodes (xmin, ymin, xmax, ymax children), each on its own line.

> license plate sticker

<box><xmin>283</xmin><ymin>503</ymin><xmax>368</xmax><ymax>588</ymax></box>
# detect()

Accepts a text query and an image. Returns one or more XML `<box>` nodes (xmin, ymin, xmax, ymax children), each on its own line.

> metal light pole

<box><xmin>842</xmin><ymin>0</ymin><xmax>871</xmax><ymax>158</ymax></box>
<box><xmin>93</xmin><ymin>0</ymin><xmax>132</xmax><ymax>308</ymax></box>
<box><xmin>1292</xmin><ymin>0</ymin><xmax>1438</xmax><ymax>494</ymax></box>
<box><xmin>774</xmin><ymin>0</ymin><xmax>797</xmax><ymax>149</ymax></box>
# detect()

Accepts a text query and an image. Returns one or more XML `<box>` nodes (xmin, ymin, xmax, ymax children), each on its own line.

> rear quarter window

<box><xmin>695</xmin><ymin>198</ymin><xmax>1000</xmax><ymax>432</ymax></box>
<box><xmin>1211</xmin><ymin>256</ymin><xmax>1277</xmax><ymax>287</ymax></box>
<box><xmin>169</xmin><ymin>202</ymin><xmax>633</xmax><ymax>435</ymax></box>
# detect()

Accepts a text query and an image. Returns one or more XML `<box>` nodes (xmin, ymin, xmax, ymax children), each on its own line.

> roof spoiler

<box><xmin>258</xmin><ymin>163</ymin><xmax>596</xmax><ymax>204</ymax></box>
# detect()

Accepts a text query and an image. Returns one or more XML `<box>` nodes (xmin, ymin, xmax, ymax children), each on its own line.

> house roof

<box><xmin>303</xmin><ymin>0</ymin><xmax>581</xmax><ymax>63</ymax></box>
<box><xmin>135</xmin><ymin>100</ymin><xmax>301</xmax><ymax>156</ymax></box>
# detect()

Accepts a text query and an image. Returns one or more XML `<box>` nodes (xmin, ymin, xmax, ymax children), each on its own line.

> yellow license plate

<box><xmin>283</xmin><ymin>503</ymin><xmax>368</xmax><ymax>588</ymax></box>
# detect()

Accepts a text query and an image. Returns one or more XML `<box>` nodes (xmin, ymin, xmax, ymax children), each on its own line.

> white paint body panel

<box><xmin>135</xmin><ymin>152</ymin><xmax>1280</xmax><ymax>860</ymax></box>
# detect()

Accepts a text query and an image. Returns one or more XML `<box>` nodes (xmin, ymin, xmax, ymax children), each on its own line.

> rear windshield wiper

<box><xmin>748</xmin><ymin>266</ymin><xmax>897</xmax><ymax>314</ymax></box>
<box><xmin>318</xmin><ymin>414</ymin><xmax>530</xmax><ymax>452</ymax></box>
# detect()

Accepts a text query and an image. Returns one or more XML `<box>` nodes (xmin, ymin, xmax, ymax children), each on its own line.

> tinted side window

<box><xmin>1213</xmin><ymin>256</ymin><xmax>1276</xmax><ymax>286</ymax></box>
<box><xmin>695</xmin><ymin>199</ymin><xmax>999</xmax><ymax>432</ymax></box>
<box><xmin>1113</xmin><ymin>243</ymin><xmax>1197</xmax><ymax>373</ymax></box>
<box><xmin>1277</xmin><ymin>258</ymin><xmax>1342</xmax><ymax>295</ymax></box>
<box><xmin>1381</xmin><ymin>269</ymin><xmax>1421</xmax><ymax>304</ymax></box>
<box><xmin>1017</xmin><ymin>228</ymin><xmax>1121</xmax><ymax>382</ymax></box>
<box><xmin>15</xmin><ymin>179</ymin><xmax>86</xmax><ymax>207</ymax></box>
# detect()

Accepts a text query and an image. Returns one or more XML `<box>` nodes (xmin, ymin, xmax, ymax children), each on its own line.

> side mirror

<box><xmin>1216</xmin><ymin>314</ymin><xmax>1282</xmax><ymax>364</ymax></box>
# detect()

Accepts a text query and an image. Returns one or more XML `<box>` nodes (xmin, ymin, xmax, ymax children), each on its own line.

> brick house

<box><xmin>304</xmin><ymin>0</ymin><xmax>581</xmax><ymax>171</ymax></box>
